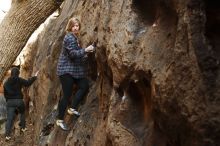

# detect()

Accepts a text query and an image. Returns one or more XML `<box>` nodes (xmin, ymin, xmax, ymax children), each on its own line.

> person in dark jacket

<box><xmin>56</xmin><ymin>17</ymin><xmax>95</xmax><ymax>131</ymax></box>
<box><xmin>3</xmin><ymin>67</ymin><xmax>38</xmax><ymax>140</ymax></box>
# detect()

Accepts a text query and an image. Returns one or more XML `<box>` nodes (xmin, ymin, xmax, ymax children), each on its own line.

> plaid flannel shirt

<box><xmin>57</xmin><ymin>33</ymin><xmax>88</xmax><ymax>78</ymax></box>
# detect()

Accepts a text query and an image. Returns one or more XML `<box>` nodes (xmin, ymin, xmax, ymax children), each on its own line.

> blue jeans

<box><xmin>5</xmin><ymin>99</ymin><xmax>25</xmax><ymax>136</ymax></box>
<box><xmin>58</xmin><ymin>74</ymin><xmax>89</xmax><ymax>120</ymax></box>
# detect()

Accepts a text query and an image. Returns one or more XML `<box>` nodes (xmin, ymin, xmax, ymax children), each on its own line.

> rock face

<box><xmin>15</xmin><ymin>0</ymin><xmax>220</xmax><ymax>145</ymax></box>
<box><xmin>0</xmin><ymin>95</ymin><xmax>6</xmax><ymax>123</ymax></box>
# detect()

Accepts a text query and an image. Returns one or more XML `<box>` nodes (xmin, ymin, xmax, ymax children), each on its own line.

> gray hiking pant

<box><xmin>5</xmin><ymin>99</ymin><xmax>25</xmax><ymax>136</ymax></box>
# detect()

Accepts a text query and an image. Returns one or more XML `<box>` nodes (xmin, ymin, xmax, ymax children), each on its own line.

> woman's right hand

<box><xmin>85</xmin><ymin>45</ymin><xmax>95</xmax><ymax>53</ymax></box>
<box><xmin>34</xmin><ymin>71</ymin><xmax>39</xmax><ymax>77</ymax></box>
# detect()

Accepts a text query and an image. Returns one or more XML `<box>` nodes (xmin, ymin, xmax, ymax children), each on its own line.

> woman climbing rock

<box><xmin>56</xmin><ymin>17</ymin><xmax>95</xmax><ymax>131</ymax></box>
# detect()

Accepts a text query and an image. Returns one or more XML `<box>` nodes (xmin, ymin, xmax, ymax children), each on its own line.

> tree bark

<box><xmin>0</xmin><ymin>0</ymin><xmax>60</xmax><ymax>81</ymax></box>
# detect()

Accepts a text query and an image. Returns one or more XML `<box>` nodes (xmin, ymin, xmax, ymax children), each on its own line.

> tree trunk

<box><xmin>0</xmin><ymin>0</ymin><xmax>60</xmax><ymax>81</ymax></box>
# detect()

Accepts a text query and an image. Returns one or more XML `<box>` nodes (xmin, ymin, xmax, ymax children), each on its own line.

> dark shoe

<box><xmin>54</xmin><ymin>0</ymin><xmax>63</xmax><ymax>5</ymax></box>
<box><xmin>56</xmin><ymin>120</ymin><xmax>69</xmax><ymax>131</ymax></box>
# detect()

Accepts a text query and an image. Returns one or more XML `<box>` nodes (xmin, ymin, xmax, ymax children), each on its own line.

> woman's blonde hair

<box><xmin>65</xmin><ymin>17</ymin><xmax>81</xmax><ymax>32</ymax></box>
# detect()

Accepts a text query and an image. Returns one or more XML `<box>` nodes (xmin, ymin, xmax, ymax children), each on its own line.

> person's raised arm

<box><xmin>20</xmin><ymin>70</ymin><xmax>38</xmax><ymax>87</ymax></box>
<box><xmin>64</xmin><ymin>34</ymin><xmax>85</xmax><ymax>58</ymax></box>
<box><xmin>64</xmin><ymin>34</ymin><xmax>95</xmax><ymax>59</ymax></box>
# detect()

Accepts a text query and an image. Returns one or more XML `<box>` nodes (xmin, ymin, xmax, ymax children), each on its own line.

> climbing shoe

<box><xmin>20</xmin><ymin>128</ymin><xmax>27</xmax><ymax>133</ymax></box>
<box><xmin>56</xmin><ymin>120</ymin><xmax>69</xmax><ymax>131</ymax></box>
<box><xmin>5</xmin><ymin>136</ymin><xmax>11</xmax><ymax>141</ymax></box>
<box><xmin>67</xmin><ymin>108</ymin><xmax>80</xmax><ymax>116</ymax></box>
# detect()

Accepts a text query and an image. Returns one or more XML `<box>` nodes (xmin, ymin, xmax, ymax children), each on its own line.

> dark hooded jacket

<box><xmin>3</xmin><ymin>67</ymin><xmax>37</xmax><ymax>100</ymax></box>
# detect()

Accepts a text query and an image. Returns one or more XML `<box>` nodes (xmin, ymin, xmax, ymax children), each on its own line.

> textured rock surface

<box><xmin>2</xmin><ymin>0</ymin><xmax>220</xmax><ymax>145</ymax></box>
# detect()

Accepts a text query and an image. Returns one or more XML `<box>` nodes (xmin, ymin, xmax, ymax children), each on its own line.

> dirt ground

<box><xmin>0</xmin><ymin>118</ymin><xmax>35</xmax><ymax>146</ymax></box>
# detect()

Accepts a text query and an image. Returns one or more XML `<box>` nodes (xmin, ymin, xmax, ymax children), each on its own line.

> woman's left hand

<box><xmin>85</xmin><ymin>45</ymin><xmax>95</xmax><ymax>53</ymax></box>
